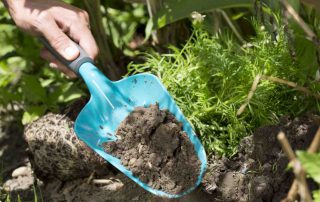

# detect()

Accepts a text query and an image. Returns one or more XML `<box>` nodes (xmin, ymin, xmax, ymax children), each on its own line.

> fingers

<box><xmin>52</xmin><ymin>7</ymin><xmax>98</xmax><ymax>60</ymax></box>
<box><xmin>67</xmin><ymin>22</ymin><xmax>99</xmax><ymax>60</ymax></box>
<box><xmin>39</xmin><ymin>14</ymin><xmax>80</xmax><ymax>61</ymax></box>
<box><xmin>40</xmin><ymin>48</ymin><xmax>77</xmax><ymax>79</ymax></box>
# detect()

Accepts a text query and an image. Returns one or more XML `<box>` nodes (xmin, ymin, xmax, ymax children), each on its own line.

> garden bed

<box><xmin>2</xmin><ymin>99</ymin><xmax>318</xmax><ymax>201</ymax></box>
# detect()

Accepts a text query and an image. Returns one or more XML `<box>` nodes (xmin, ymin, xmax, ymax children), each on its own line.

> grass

<box><xmin>128</xmin><ymin>23</ymin><xmax>319</xmax><ymax>156</ymax></box>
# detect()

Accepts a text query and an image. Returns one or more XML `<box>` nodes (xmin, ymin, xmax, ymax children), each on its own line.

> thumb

<box><xmin>40</xmin><ymin>21</ymin><xmax>79</xmax><ymax>61</ymax></box>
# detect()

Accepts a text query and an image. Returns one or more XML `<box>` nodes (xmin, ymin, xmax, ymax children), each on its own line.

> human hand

<box><xmin>4</xmin><ymin>0</ymin><xmax>98</xmax><ymax>78</ymax></box>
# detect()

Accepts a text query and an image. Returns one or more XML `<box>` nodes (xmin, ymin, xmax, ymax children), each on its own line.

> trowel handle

<box><xmin>39</xmin><ymin>37</ymin><xmax>93</xmax><ymax>75</ymax></box>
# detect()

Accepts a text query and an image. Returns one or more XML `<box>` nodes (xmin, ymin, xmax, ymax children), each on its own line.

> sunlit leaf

<box><xmin>152</xmin><ymin>0</ymin><xmax>252</xmax><ymax>29</ymax></box>
<box><xmin>297</xmin><ymin>151</ymin><xmax>320</xmax><ymax>184</ymax></box>
<box><xmin>22</xmin><ymin>105</ymin><xmax>47</xmax><ymax>125</ymax></box>
<box><xmin>314</xmin><ymin>190</ymin><xmax>320</xmax><ymax>202</ymax></box>
<box><xmin>21</xmin><ymin>75</ymin><xmax>46</xmax><ymax>103</ymax></box>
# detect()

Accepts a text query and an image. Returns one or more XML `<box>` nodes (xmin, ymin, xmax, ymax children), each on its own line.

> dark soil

<box><xmin>103</xmin><ymin>104</ymin><xmax>201</xmax><ymax>194</ymax></box>
<box><xmin>3</xmin><ymin>97</ymin><xmax>319</xmax><ymax>201</ymax></box>
<box><xmin>202</xmin><ymin>115</ymin><xmax>320</xmax><ymax>202</ymax></box>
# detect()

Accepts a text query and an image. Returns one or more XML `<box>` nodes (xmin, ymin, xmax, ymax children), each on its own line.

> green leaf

<box><xmin>47</xmin><ymin>82</ymin><xmax>83</xmax><ymax>105</ymax></box>
<box><xmin>0</xmin><ymin>88</ymin><xmax>22</xmax><ymax>105</ymax></box>
<box><xmin>314</xmin><ymin>190</ymin><xmax>320</xmax><ymax>202</ymax></box>
<box><xmin>296</xmin><ymin>151</ymin><xmax>320</xmax><ymax>184</ymax></box>
<box><xmin>145</xmin><ymin>18</ymin><xmax>154</xmax><ymax>41</ymax></box>
<box><xmin>21</xmin><ymin>75</ymin><xmax>46</xmax><ymax>103</ymax></box>
<box><xmin>152</xmin><ymin>0</ymin><xmax>252</xmax><ymax>28</ymax></box>
<box><xmin>58</xmin><ymin>84</ymin><xmax>83</xmax><ymax>103</ymax></box>
<box><xmin>0</xmin><ymin>62</ymin><xmax>16</xmax><ymax>87</ymax></box>
<box><xmin>22</xmin><ymin>105</ymin><xmax>47</xmax><ymax>125</ymax></box>
<box><xmin>33</xmin><ymin>184</ymin><xmax>38</xmax><ymax>202</ymax></box>
<box><xmin>40</xmin><ymin>78</ymin><xmax>55</xmax><ymax>87</ymax></box>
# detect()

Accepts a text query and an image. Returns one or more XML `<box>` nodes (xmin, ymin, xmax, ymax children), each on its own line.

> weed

<box><xmin>128</xmin><ymin>23</ymin><xmax>319</xmax><ymax>156</ymax></box>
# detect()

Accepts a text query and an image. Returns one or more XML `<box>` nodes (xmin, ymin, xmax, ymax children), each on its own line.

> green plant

<box><xmin>0</xmin><ymin>3</ymin><xmax>85</xmax><ymax>125</ymax></box>
<box><xmin>128</xmin><ymin>21</ymin><xmax>319</xmax><ymax>156</ymax></box>
<box><xmin>297</xmin><ymin>151</ymin><xmax>320</xmax><ymax>201</ymax></box>
<box><xmin>148</xmin><ymin>0</ymin><xmax>252</xmax><ymax>29</ymax></box>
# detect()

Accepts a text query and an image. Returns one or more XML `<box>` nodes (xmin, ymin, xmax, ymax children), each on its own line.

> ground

<box><xmin>0</xmin><ymin>100</ymin><xmax>319</xmax><ymax>202</ymax></box>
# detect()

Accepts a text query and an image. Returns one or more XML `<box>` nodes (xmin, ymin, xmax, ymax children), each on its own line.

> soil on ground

<box><xmin>103</xmin><ymin>104</ymin><xmax>201</xmax><ymax>194</ymax></box>
<box><xmin>202</xmin><ymin>115</ymin><xmax>319</xmax><ymax>202</ymax></box>
<box><xmin>2</xmin><ymin>98</ymin><xmax>319</xmax><ymax>201</ymax></box>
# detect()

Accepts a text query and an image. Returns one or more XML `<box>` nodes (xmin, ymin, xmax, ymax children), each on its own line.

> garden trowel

<box><xmin>41</xmin><ymin>38</ymin><xmax>207</xmax><ymax>198</ymax></box>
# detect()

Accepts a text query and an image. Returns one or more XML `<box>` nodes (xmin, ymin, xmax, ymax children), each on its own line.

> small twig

<box><xmin>278</xmin><ymin>132</ymin><xmax>313</xmax><ymax>202</ymax></box>
<box><xmin>277</xmin><ymin>132</ymin><xmax>296</xmax><ymax>161</ymax></box>
<box><xmin>286</xmin><ymin>127</ymin><xmax>320</xmax><ymax>201</ymax></box>
<box><xmin>237</xmin><ymin>74</ymin><xmax>261</xmax><ymax>116</ymax></box>
<box><xmin>218</xmin><ymin>9</ymin><xmax>245</xmax><ymax>44</ymax></box>
<box><xmin>261</xmin><ymin>75</ymin><xmax>320</xmax><ymax>100</ymax></box>
<box><xmin>281</xmin><ymin>0</ymin><xmax>319</xmax><ymax>44</ymax></box>
<box><xmin>86</xmin><ymin>171</ymin><xmax>95</xmax><ymax>184</ymax></box>
<box><xmin>283</xmin><ymin>180</ymin><xmax>298</xmax><ymax>202</ymax></box>
<box><xmin>292</xmin><ymin>160</ymin><xmax>313</xmax><ymax>202</ymax></box>
<box><xmin>92</xmin><ymin>179</ymin><xmax>113</xmax><ymax>185</ymax></box>
<box><xmin>307</xmin><ymin>127</ymin><xmax>320</xmax><ymax>153</ymax></box>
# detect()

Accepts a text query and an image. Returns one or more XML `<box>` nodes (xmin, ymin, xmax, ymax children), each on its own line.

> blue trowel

<box><xmin>41</xmin><ymin>38</ymin><xmax>207</xmax><ymax>198</ymax></box>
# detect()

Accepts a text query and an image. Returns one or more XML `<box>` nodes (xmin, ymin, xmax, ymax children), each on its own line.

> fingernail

<box><xmin>49</xmin><ymin>62</ymin><xmax>58</xmax><ymax>69</ymax></box>
<box><xmin>64</xmin><ymin>46</ymin><xmax>79</xmax><ymax>60</ymax></box>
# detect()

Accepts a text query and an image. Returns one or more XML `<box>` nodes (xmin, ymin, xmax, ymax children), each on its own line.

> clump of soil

<box><xmin>103</xmin><ymin>104</ymin><xmax>201</xmax><ymax>194</ymax></box>
<box><xmin>24</xmin><ymin>98</ymin><xmax>110</xmax><ymax>181</ymax></box>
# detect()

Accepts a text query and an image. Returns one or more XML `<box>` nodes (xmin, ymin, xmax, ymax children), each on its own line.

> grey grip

<box><xmin>39</xmin><ymin>37</ymin><xmax>93</xmax><ymax>75</ymax></box>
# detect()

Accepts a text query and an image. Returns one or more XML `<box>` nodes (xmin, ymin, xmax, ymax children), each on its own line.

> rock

<box><xmin>4</xmin><ymin>164</ymin><xmax>34</xmax><ymax>192</ymax></box>
<box><xmin>12</xmin><ymin>166</ymin><xmax>30</xmax><ymax>178</ymax></box>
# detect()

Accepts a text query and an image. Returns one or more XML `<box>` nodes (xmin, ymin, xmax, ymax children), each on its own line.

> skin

<box><xmin>3</xmin><ymin>0</ymin><xmax>98</xmax><ymax>78</ymax></box>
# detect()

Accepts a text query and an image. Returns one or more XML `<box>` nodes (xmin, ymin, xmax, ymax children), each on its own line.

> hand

<box><xmin>4</xmin><ymin>0</ymin><xmax>98</xmax><ymax>78</ymax></box>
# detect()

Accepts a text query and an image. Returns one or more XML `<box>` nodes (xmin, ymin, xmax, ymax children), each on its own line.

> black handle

<box><xmin>39</xmin><ymin>37</ymin><xmax>93</xmax><ymax>75</ymax></box>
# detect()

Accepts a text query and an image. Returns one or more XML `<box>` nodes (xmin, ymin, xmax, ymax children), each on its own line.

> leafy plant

<box><xmin>297</xmin><ymin>151</ymin><xmax>320</xmax><ymax>201</ymax></box>
<box><xmin>128</xmin><ymin>21</ymin><xmax>319</xmax><ymax>156</ymax></box>
<box><xmin>148</xmin><ymin>0</ymin><xmax>252</xmax><ymax>29</ymax></box>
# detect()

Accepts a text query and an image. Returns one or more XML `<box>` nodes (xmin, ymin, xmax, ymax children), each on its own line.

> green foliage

<box><xmin>297</xmin><ymin>151</ymin><xmax>320</xmax><ymax>201</ymax></box>
<box><xmin>150</xmin><ymin>0</ymin><xmax>253</xmax><ymax>29</ymax></box>
<box><xmin>128</xmin><ymin>23</ymin><xmax>319</xmax><ymax>156</ymax></box>
<box><xmin>297</xmin><ymin>151</ymin><xmax>320</xmax><ymax>183</ymax></box>
<box><xmin>0</xmin><ymin>3</ymin><xmax>85</xmax><ymax>125</ymax></box>
<box><xmin>105</xmin><ymin>3</ymin><xmax>148</xmax><ymax>52</ymax></box>
<box><xmin>314</xmin><ymin>190</ymin><xmax>320</xmax><ymax>202</ymax></box>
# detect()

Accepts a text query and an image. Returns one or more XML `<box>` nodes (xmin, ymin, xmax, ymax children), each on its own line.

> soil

<box><xmin>103</xmin><ymin>104</ymin><xmax>201</xmax><ymax>194</ymax></box>
<box><xmin>2</xmin><ymin>98</ymin><xmax>319</xmax><ymax>201</ymax></box>
<box><xmin>202</xmin><ymin>115</ymin><xmax>320</xmax><ymax>202</ymax></box>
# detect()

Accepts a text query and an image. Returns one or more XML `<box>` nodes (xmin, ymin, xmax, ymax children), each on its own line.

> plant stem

<box><xmin>285</xmin><ymin>127</ymin><xmax>320</xmax><ymax>201</ymax></box>
<box><xmin>277</xmin><ymin>132</ymin><xmax>296</xmax><ymax>161</ymax></box>
<box><xmin>281</xmin><ymin>0</ymin><xmax>318</xmax><ymax>43</ymax></box>
<box><xmin>261</xmin><ymin>75</ymin><xmax>320</xmax><ymax>100</ymax></box>
<box><xmin>277</xmin><ymin>132</ymin><xmax>313</xmax><ymax>202</ymax></box>
<box><xmin>237</xmin><ymin>74</ymin><xmax>261</xmax><ymax>116</ymax></box>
